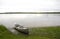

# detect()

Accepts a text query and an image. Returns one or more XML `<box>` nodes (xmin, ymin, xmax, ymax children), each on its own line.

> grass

<box><xmin>0</xmin><ymin>25</ymin><xmax>60</xmax><ymax>39</ymax></box>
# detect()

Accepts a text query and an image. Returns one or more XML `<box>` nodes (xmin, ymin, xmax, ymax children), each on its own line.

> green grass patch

<box><xmin>0</xmin><ymin>25</ymin><xmax>60</xmax><ymax>39</ymax></box>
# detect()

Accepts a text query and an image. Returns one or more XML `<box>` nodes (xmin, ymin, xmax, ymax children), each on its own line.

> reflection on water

<box><xmin>0</xmin><ymin>14</ymin><xmax>60</xmax><ymax>28</ymax></box>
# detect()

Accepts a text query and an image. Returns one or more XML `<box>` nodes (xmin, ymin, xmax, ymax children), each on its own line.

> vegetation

<box><xmin>0</xmin><ymin>25</ymin><xmax>60</xmax><ymax>39</ymax></box>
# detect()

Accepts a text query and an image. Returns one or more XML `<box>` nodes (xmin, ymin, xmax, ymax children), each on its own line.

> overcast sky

<box><xmin>0</xmin><ymin>0</ymin><xmax>60</xmax><ymax>12</ymax></box>
<box><xmin>0</xmin><ymin>14</ymin><xmax>60</xmax><ymax>28</ymax></box>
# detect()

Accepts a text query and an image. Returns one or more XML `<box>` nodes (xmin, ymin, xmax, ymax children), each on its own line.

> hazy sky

<box><xmin>0</xmin><ymin>14</ymin><xmax>60</xmax><ymax>28</ymax></box>
<box><xmin>0</xmin><ymin>0</ymin><xmax>60</xmax><ymax>12</ymax></box>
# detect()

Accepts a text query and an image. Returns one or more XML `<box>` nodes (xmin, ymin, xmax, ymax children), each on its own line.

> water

<box><xmin>0</xmin><ymin>14</ymin><xmax>60</xmax><ymax>28</ymax></box>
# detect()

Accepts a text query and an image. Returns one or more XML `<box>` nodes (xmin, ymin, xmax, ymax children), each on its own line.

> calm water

<box><xmin>0</xmin><ymin>14</ymin><xmax>60</xmax><ymax>28</ymax></box>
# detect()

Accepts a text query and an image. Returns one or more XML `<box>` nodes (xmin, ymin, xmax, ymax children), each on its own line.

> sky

<box><xmin>0</xmin><ymin>0</ymin><xmax>60</xmax><ymax>12</ymax></box>
<box><xmin>0</xmin><ymin>14</ymin><xmax>60</xmax><ymax>28</ymax></box>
